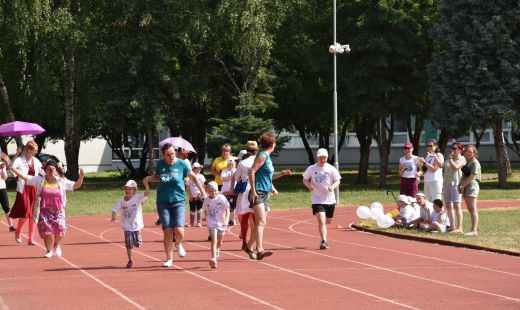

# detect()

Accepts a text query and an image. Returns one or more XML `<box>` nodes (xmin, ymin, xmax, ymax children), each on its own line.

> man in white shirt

<box><xmin>302</xmin><ymin>148</ymin><xmax>341</xmax><ymax>250</ymax></box>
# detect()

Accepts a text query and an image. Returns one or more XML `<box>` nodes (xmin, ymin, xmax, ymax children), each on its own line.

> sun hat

<box><xmin>207</xmin><ymin>181</ymin><xmax>218</xmax><ymax>191</ymax></box>
<box><xmin>404</xmin><ymin>142</ymin><xmax>413</xmax><ymax>149</ymax></box>
<box><xmin>316</xmin><ymin>148</ymin><xmax>328</xmax><ymax>157</ymax></box>
<box><xmin>397</xmin><ymin>195</ymin><xmax>411</xmax><ymax>204</ymax></box>
<box><xmin>192</xmin><ymin>162</ymin><xmax>202</xmax><ymax>169</ymax></box>
<box><xmin>415</xmin><ymin>193</ymin><xmax>426</xmax><ymax>199</ymax></box>
<box><xmin>245</xmin><ymin>140</ymin><xmax>258</xmax><ymax>151</ymax></box>
<box><xmin>124</xmin><ymin>180</ymin><xmax>138</xmax><ymax>189</ymax></box>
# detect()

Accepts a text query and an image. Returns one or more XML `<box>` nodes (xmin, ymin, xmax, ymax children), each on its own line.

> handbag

<box><xmin>32</xmin><ymin>178</ymin><xmax>45</xmax><ymax>223</ymax></box>
<box><xmin>234</xmin><ymin>180</ymin><xmax>248</xmax><ymax>193</ymax></box>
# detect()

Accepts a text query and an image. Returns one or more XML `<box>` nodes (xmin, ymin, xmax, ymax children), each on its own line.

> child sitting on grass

<box><xmin>420</xmin><ymin>199</ymin><xmax>448</xmax><ymax>233</ymax></box>
<box><xmin>203</xmin><ymin>181</ymin><xmax>230</xmax><ymax>269</ymax></box>
<box><xmin>111</xmin><ymin>179</ymin><xmax>150</xmax><ymax>268</ymax></box>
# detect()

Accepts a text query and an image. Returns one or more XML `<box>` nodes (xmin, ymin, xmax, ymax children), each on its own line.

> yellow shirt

<box><xmin>211</xmin><ymin>156</ymin><xmax>237</xmax><ymax>185</ymax></box>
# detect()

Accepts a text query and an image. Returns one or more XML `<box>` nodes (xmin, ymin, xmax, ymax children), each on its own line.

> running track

<box><xmin>1</xmin><ymin>206</ymin><xmax>519</xmax><ymax>309</ymax></box>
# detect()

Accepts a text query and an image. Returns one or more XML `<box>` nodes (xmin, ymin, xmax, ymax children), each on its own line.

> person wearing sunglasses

<box><xmin>399</xmin><ymin>142</ymin><xmax>422</xmax><ymax>197</ymax></box>
<box><xmin>443</xmin><ymin>142</ymin><xmax>466</xmax><ymax>233</ymax></box>
<box><xmin>419</xmin><ymin>139</ymin><xmax>444</xmax><ymax>202</ymax></box>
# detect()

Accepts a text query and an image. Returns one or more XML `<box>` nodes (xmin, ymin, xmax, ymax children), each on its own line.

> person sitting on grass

<box><xmin>407</xmin><ymin>193</ymin><xmax>433</xmax><ymax>229</ymax></box>
<box><xmin>393</xmin><ymin>195</ymin><xmax>420</xmax><ymax>228</ymax></box>
<box><xmin>420</xmin><ymin>199</ymin><xmax>448</xmax><ymax>233</ymax></box>
<box><xmin>203</xmin><ymin>181</ymin><xmax>230</xmax><ymax>269</ymax></box>
<box><xmin>111</xmin><ymin>179</ymin><xmax>150</xmax><ymax>268</ymax></box>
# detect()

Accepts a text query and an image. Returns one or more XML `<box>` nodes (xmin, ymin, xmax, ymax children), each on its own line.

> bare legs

<box><xmin>465</xmin><ymin>196</ymin><xmax>478</xmax><ymax>234</ymax></box>
<box><xmin>447</xmin><ymin>202</ymin><xmax>464</xmax><ymax>233</ymax></box>
<box><xmin>316</xmin><ymin>213</ymin><xmax>327</xmax><ymax>242</ymax></box>
<box><xmin>249</xmin><ymin>203</ymin><xmax>266</xmax><ymax>253</ymax></box>
<box><xmin>163</xmin><ymin>228</ymin><xmax>174</xmax><ymax>261</ymax></box>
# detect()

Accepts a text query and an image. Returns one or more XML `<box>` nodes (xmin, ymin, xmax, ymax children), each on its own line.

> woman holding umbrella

<box><xmin>9</xmin><ymin>140</ymin><xmax>42</xmax><ymax>245</ymax></box>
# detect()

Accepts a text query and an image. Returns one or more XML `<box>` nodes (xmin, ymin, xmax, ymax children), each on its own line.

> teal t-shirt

<box><xmin>155</xmin><ymin>159</ymin><xmax>191</xmax><ymax>203</ymax></box>
<box><xmin>255</xmin><ymin>150</ymin><xmax>274</xmax><ymax>192</ymax></box>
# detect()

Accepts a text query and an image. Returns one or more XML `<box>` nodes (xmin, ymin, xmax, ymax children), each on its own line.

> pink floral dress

<box><xmin>37</xmin><ymin>180</ymin><xmax>66</xmax><ymax>238</ymax></box>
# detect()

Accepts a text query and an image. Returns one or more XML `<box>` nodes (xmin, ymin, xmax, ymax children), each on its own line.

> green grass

<box><xmin>6</xmin><ymin>168</ymin><xmax>520</xmax><ymax>252</ymax></box>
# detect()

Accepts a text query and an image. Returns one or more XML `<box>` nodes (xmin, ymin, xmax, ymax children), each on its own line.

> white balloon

<box><xmin>356</xmin><ymin>206</ymin><xmax>371</xmax><ymax>219</ymax></box>
<box><xmin>370</xmin><ymin>202</ymin><xmax>384</xmax><ymax>213</ymax></box>
<box><xmin>370</xmin><ymin>208</ymin><xmax>384</xmax><ymax>220</ymax></box>
<box><xmin>377</xmin><ymin>215</ymin><xmax>395</xmax><ymax>229</ymax></box>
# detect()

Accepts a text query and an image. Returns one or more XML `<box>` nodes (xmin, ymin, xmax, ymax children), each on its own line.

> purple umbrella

<box><xmin>0</xmin><ymin>121</ymin><xmax>46</xmax><ymax>136</ymax></box>
<box><xmin>159</xmin><ymin>136</ymin><xmax>196</xmax><ymax>153</ymax></box>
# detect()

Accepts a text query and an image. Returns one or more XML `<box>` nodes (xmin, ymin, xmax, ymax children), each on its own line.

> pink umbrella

<box><xmin>159</xmin><ymin>136</ymin><xmax>197</xmax><ymax>153</ymax></box>
<box><xmin>0</xmin><ymin>121</ymin><xmax>46</xmax><ymax>136</ymax></box>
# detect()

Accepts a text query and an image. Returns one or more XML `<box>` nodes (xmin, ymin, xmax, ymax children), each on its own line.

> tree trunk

<box><xmin>375</xmin><ymin>115</ymin><xmax>395</xmax><ymax>188</ymax></box>
<box><xmin>146</xmin><ymin>125</ymin><xmax>155</xmax><ymax>175</ymax></box>
<box><xmin>407</xmin><ymin>114</ymin><xmax>424</xmax><ymax>156</ymax></box>
<box><xmin>355</xmin><ymin>117</ymin><xmax>374</xmax><ymax>184</ymax></box>
<box><xmin>296</xmin><ymin>125</ymin><xmax>314</xmax><ymax>165</ymax></box>
<box><xmin>63</xmin><ymin>52</ymin><xmax>81</xmax><ymax>181</ymax></box>
<box><xmin>437</xmin><ymin>128</ymin><xmax>448</xmax><ymax>154</ymax></box>
<box><xmin>0</xmin><ymin>71</ymin><xmax>23</xmax><ymax>147</ymax></box>
<box><xmin>492</xmin><ymin>118</ymin><xmax>512</xmax><ymax>188</ymax></box>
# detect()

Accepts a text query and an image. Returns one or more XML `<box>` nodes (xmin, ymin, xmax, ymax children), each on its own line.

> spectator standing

<box><xmin>458</xmin><ymin>145</ymin><xmax>481</xmax><ymax>236</ymax></box>
<box><xmin>419</xmin><ymin>139</ymin><xmax>444</xmax><ymax>201</ymax></box>
<box><xmin>443</xmin><ymin>142</ymin><xmax>466</xmax><ymax>233</ymax></box>
<box><xmin>399</xmin><ymin>142</ymin><xmax>421</xmax><ymax>197</ymax></box>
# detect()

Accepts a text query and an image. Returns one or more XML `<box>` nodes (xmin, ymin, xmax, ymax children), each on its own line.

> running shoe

<box><xmin>177</xmin><ymin>244</ymin><xmax>186</xmax><ymax>258</ymax></box>
<box><xmin>44</xmin><ymin>251</ymin><xmax>53</xmax><ymax>258</ymax></box>
<box><xmin>9</xmin><ymin>226</ymin><xmax>16</xmax><ymax>232</ymax></box>
<box><xmin>256</xmin><ymin>251</ymin><xmax>273</xmax><ymax>260</ymax></box>
<box><xmin>320</xmin><ymin>240</ymin><xmax>329</xmax><ymax>249</ymax></box>
<box><xmin>126</xmin><ymin>260</ymin><xmax>133</xmax><ymax>268</ymax></box>
<box><xmin>209</xmin><ymin>258</ymin><xmax>217</xmax><ymax>269</ymax></box>
<box><xmin>54</xmin><ymin>245</ymin><xmax>62</xmax><ymax>257</ymax></box>
<box><xmin>228</xmin><ymin>220</ymin><xmax>234</xmax><ymax>227</ymax></box>
<box><xmin>15</xmin><ymin>235</ymin><xmax>21</xmax><ymax>243</ymax></box>
<box><xmin>163</xmin><ymin>259</ymin><xmax>173</xmax><ymax>267</ymax></box>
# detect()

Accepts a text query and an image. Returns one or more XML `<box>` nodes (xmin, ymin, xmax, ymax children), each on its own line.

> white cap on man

<box><xmin>124</xmin><ymin>180</ymin><xmax>138</xmax><ymax>189</ymax></box>
<box><xmin>192</xmin><ymin>162</ymin><xmax>202</xmax><ymax>169</ymax></box>
<box><xmin>316</xmin><ymin>148</ymin><xmax>328</xmax><ymax>157</ymax></box>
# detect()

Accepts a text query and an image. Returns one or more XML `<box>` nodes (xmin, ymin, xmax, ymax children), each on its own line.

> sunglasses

<box><xmin>403</xmin><ymin>147</ymin><xmax>411</xmax><ymax>150</ymax></box>
<box><xmin>427</xmin><ymin>144</ymin><xmax>435</xmax><ymax>147</ymax></box>
<box><xmin>452</xmin><ymin>147</ymin><xmax>459</xmax><ymax>150</ymax></box>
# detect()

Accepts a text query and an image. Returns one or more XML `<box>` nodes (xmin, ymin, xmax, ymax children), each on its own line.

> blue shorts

<box><xmin>157</xmin><ymin>201</ymin><xmax>186</xmax><ymax>229</ymax></box>
<box><xmin>208</xmin><ymin>227</ymin><xmax>226</xmax><ymax>236</ymax></box>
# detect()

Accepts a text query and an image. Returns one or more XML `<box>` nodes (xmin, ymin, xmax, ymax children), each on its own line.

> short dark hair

<box><xmin>433</xmin><ymin>199</ymin><xmax>443</xmax><ymax>208</ymax></box>
<box><xmin>161</xmin><ymin>143</ymin><xmax>175</xmax><ymax>155</ymax></box>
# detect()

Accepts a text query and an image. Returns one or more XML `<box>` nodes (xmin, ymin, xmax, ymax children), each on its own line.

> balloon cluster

<box><xmin>356</xmin><ymin>202</ymin><xmax>395</xmax><ymax>229</ymax></box>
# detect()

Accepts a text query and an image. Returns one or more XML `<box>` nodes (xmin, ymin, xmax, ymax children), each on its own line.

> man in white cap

<box><xmin>393</xmin><ymin>194</ymin><xmax>420</xmax><ymax>227</ymax></box>
<box><xmin>302</xmin><ymin>148</ymin><xmax>341</xmax><ymax>249</ymax></box>
<box><xmin>407</xmin><ymin>193</ymin><xmax>433</xmax><ymax>228</ymax></box>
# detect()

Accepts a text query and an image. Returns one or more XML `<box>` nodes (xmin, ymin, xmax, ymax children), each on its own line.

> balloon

<box><xmin>370</xmin><ymin>208</ymin><xmax>384</xmax><ymax>220</ymax></box>
<box><xmin>377</xmin><ymin>215</ymin><xmax>395</xmax><ymax>229</ymax></box>
<box><xmin>370</xmin><ymin>202</ymin><xmax>384</xmax><ymax>213</ymax></box>
<box><xmin>356</xmin><ymin>206</ymin><xmax>371</xmax><ymax>219</ymax></box>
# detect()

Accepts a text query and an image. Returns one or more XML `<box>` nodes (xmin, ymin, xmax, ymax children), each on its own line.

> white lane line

<box><xmin>269</xmin><ymin>214</ymin><xmax>520</xmax><ymax>277</ymax></box>
<box><xmin>261</xmin><ymin>221</ymin><xmax>520</xmax><ymax>303</ymax></box>
<box><xmin>155</xmin><ymin>231</ymin><xmax>420</xmax><ymax>309</ymax></box>
<box><xmin>2</xmin><ymin>226</ymin><xmax>145</xmax><ymax>310</ymax></box>
<box><xmin>69</xmin><ymin>225</ymin><xmax>283</xmax><ymax>310</ymax></box>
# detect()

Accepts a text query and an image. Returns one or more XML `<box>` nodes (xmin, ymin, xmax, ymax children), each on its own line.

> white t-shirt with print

<box><xmin>400</xmin><ymin>155</ymin><xmax>419</xmax><ymax>179</ymax></box>
<box><xmin>424</xmin><ymin>153</ymin><xmax>444</xmax><ymax>182</ymax></box>
<box><xmin>419</xmin><ymin>201</ymin><xmax>434</xmax><ymax>221</ymax></box>
<box><xmin>112</xmin><ymin>193</ymin><xmax>147</xmax><ymax>231</ymax></box>
<box><xmin>203</xmin><ymin>194</ymin><xmax>230</xmax><ymax>229</ymax></box>
<box><xmin>188</xmin><ymin>174</ymin><xmax>206</xmax><ymax>199</ymax></box>
<box><xmin>399</xmin><ymin>203</ymin><xmax>421</xmax><ymax>222</ymax></box>
<box><xmin>302</xmin><ymin>163</ymin><xmax>341</xmax><ymax>205</ymax></box>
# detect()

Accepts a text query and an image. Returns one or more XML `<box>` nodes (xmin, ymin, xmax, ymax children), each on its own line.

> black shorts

<box><xmin>189</xmin><ymin>199</ymin><xmax>203</xmax><ymax>212</ymax></box>
<box><xmin>249</xmin><ymin>190</ymin><xmax>270</xmax><ymax>211</ymax></box>
<box><xmin>312</xmin><ymin>204</ymin><xmax>336</xmax><ymax>218</ymax></box>
<box><xmin>225</xmin><ymin>195</ymin><xmax>237</xmax><ymax>211</ymax></box>
<box><xmin>0</xmin><ymin>188</ymin><xmax>9</xmax><ymax>214</ymax></box>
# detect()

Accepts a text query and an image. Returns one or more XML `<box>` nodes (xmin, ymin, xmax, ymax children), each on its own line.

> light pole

<box><xmin>329</xmin><ymin>0</ymin><xmax>350</xmax><ymax>203</ymax></box>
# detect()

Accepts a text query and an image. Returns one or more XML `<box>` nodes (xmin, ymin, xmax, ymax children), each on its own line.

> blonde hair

<box><xmin>23</xmin><ymin>140</ymin><xmax>38</xmax><ymax>157</ymax></box>
<box><xmin>464</xmin><ymin>145</ymin><xmax>478</xmax><ymax>158</ymax></box>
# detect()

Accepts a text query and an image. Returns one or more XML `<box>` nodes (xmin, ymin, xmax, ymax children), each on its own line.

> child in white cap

<box><xmin>111</xmin><ymin>179</ymin><xmax>150</xmax><ymax>268</ymax></box>
<box><xmin>393</xmin><ymin>195</ymin><xmax>420</xmax><ymax>227</ymax></box>
<box><xmin>202</xmin><ymin>181</ymin><xmax>230</xmax><ymax>269</ymax></box>
<box><xmin>186</xmin><ymin>162</ymin><xmax>206</xmax><ymax>227</ymax></box>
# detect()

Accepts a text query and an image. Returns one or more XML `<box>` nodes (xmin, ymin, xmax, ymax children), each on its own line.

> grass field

<box><xmin>4</xmin><ymin>167</ymin><xmax>520</xmax><ymax>252</ymax></box>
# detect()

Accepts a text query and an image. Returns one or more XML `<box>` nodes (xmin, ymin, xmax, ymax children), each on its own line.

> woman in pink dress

<box><xmin>9</xmin><ymin>140</ymin><xmax>42</xmax><ymax>245</ymax></box>
<box><xmin>12</xmin><ymin>160</ymin><xmax>84</xmax><ymax>258</ymax></box>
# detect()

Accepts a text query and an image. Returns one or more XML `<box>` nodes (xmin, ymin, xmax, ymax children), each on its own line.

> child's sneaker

<box><xmin>177</xmin><ymin>244</ymin><xmax>186</xmax><ymax>258</ymax></box>
<box><xmin>163</xmin><ymin>259</ymin><xmax>173</xmax><ymax>267</ymax></box>
<box><xmin>44</xmin><ymin>251</ymin><xmax>53</xmax><ymax>258</ymax></box>
<box><xmin>126</xmin><ymin>260</ymin><xmax>133</xmax><ymax>268</ymax></box>
<box><xmin>209</xmin><ymin>258</ymin><xmax>217</xmax><ymax>269</ymax></box>
<box><xmin>185</xmin><ymin>223</ymin><xmax>192</xmax><ymax>227</ymax></box>
<box><xmin>320</xmin><ymin>240</ymin><xmax>329</xmax><ymax>249</ymax></box>
<box><xmin>54</xmin><ymin>245</ymin><xmax>62</xmax><ymax>257</ymax></box>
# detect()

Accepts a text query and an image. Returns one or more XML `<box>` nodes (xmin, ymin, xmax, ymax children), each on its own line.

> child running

<box><xmin>203</xmin><ymin>181</ymin><xmax>230</xmax><ymax>269</ymax></box>
<box><xmin>186</xmin><ymin>162</ymin><xmax>206</xmax><ymax>227</ymax></box>
<box><xmin>111</xmin><ymin>179</ymin><xmax>150</xmax><ymax>268</ymax></box>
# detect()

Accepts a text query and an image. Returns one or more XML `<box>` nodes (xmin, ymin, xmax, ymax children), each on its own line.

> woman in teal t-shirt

<box><xmin>147</xmin><ymin>143</ymin><xmax>206</xmax><ymax>268</ymax></box>
<box><xmin>246</xmin><ymin>133</ymin><xmax>291</xmax><ymax>260</ymax></box>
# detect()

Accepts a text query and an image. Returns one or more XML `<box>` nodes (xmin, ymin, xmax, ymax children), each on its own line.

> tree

<box><xmin>429</xmin><ymin>0</ymin><xmax>520</xmax><ymax>188</ymax></box>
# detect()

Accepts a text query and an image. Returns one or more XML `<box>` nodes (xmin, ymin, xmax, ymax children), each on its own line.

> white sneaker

<box><xmin>44</xmin><ymin>251</ymin><xmax>53</xmax><ymax>258</ymax></box>
<box><xmin>177</xmin><ymin>244</ymin><xmax>186</xmax><ymax>258</ymax></box>
<box><xmin>163</xmin><ymin>259</ymin><xmax>173</xmax><ymax>267</ymax></box>
<box><xmin>54</xmin><ymin>245</ymin><xmax>62</xmax><ymax>257</ymax></box>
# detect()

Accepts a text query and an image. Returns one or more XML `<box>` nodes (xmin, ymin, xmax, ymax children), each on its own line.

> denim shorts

<box><xmin>443</xmin><ymin>185</ymin><xmax>461</xmax><ymax>203</ymax></box>
<box><xmin>208</xmin><ymin>227</ymin><xmax>226</xmax><ymax>236</ymax></box>
<box><xmin>249</xmin><ymin>190</ymin><xmax>270</xmax><ymax>211</ymax></box>
<box><xmin>157</xmin><ymin>201</ymin><xmax>186</xmax><ymax>228</ymax></box>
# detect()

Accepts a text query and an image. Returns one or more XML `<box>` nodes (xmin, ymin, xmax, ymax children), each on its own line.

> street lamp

<box><xmin>329</xmin><ymin>0</ymin><xmax>350</xmax><ymax>203</ymax></box>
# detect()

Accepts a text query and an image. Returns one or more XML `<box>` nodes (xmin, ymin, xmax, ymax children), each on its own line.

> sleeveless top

<box><xmin>255</xmin><ymin>150</ymin><xmax>274</xmax><ymax>192</ymax></box>
<box><xmin>424</xmin><ymin>153</ymin><xmax>443</xmax><ymax>182</ymax></box>
<box><xmin>400</xmin><ymin>155</ymin><xmax>418</xmax><ymax>179</ymax></box>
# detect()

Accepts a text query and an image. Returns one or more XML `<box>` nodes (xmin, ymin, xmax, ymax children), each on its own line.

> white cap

<box><xmin>237</xmin><ymin>149</ymin><xmax>248</xmax><ymax>160</ymax></box>
<box><xmin>316</xmin><ymin>148</ymin><xmax>328</xmax><ymax>157</ymax></box>
<box><xmin>207</xmin><ymin>181</ymin><xmax>218</xmax><ymax>191</ymax></box>
<box><xmin>397</xmin><ymin>195</ymin><xmax>410</xmax><ymax>204</ymax></box>
<box><xmin>192</xmin><ymin>162</ymin><xmax>202</xmax><ymax>169</ymax></box>
<box><xmin>415</xmin><ymin>192</ymin><xmax>426</xmax><ymax>199</ymax></box>
<box><xmin>124</xmin><ymin>180</ymin><xmax>138</xmax><ymax>189</ymax></box>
